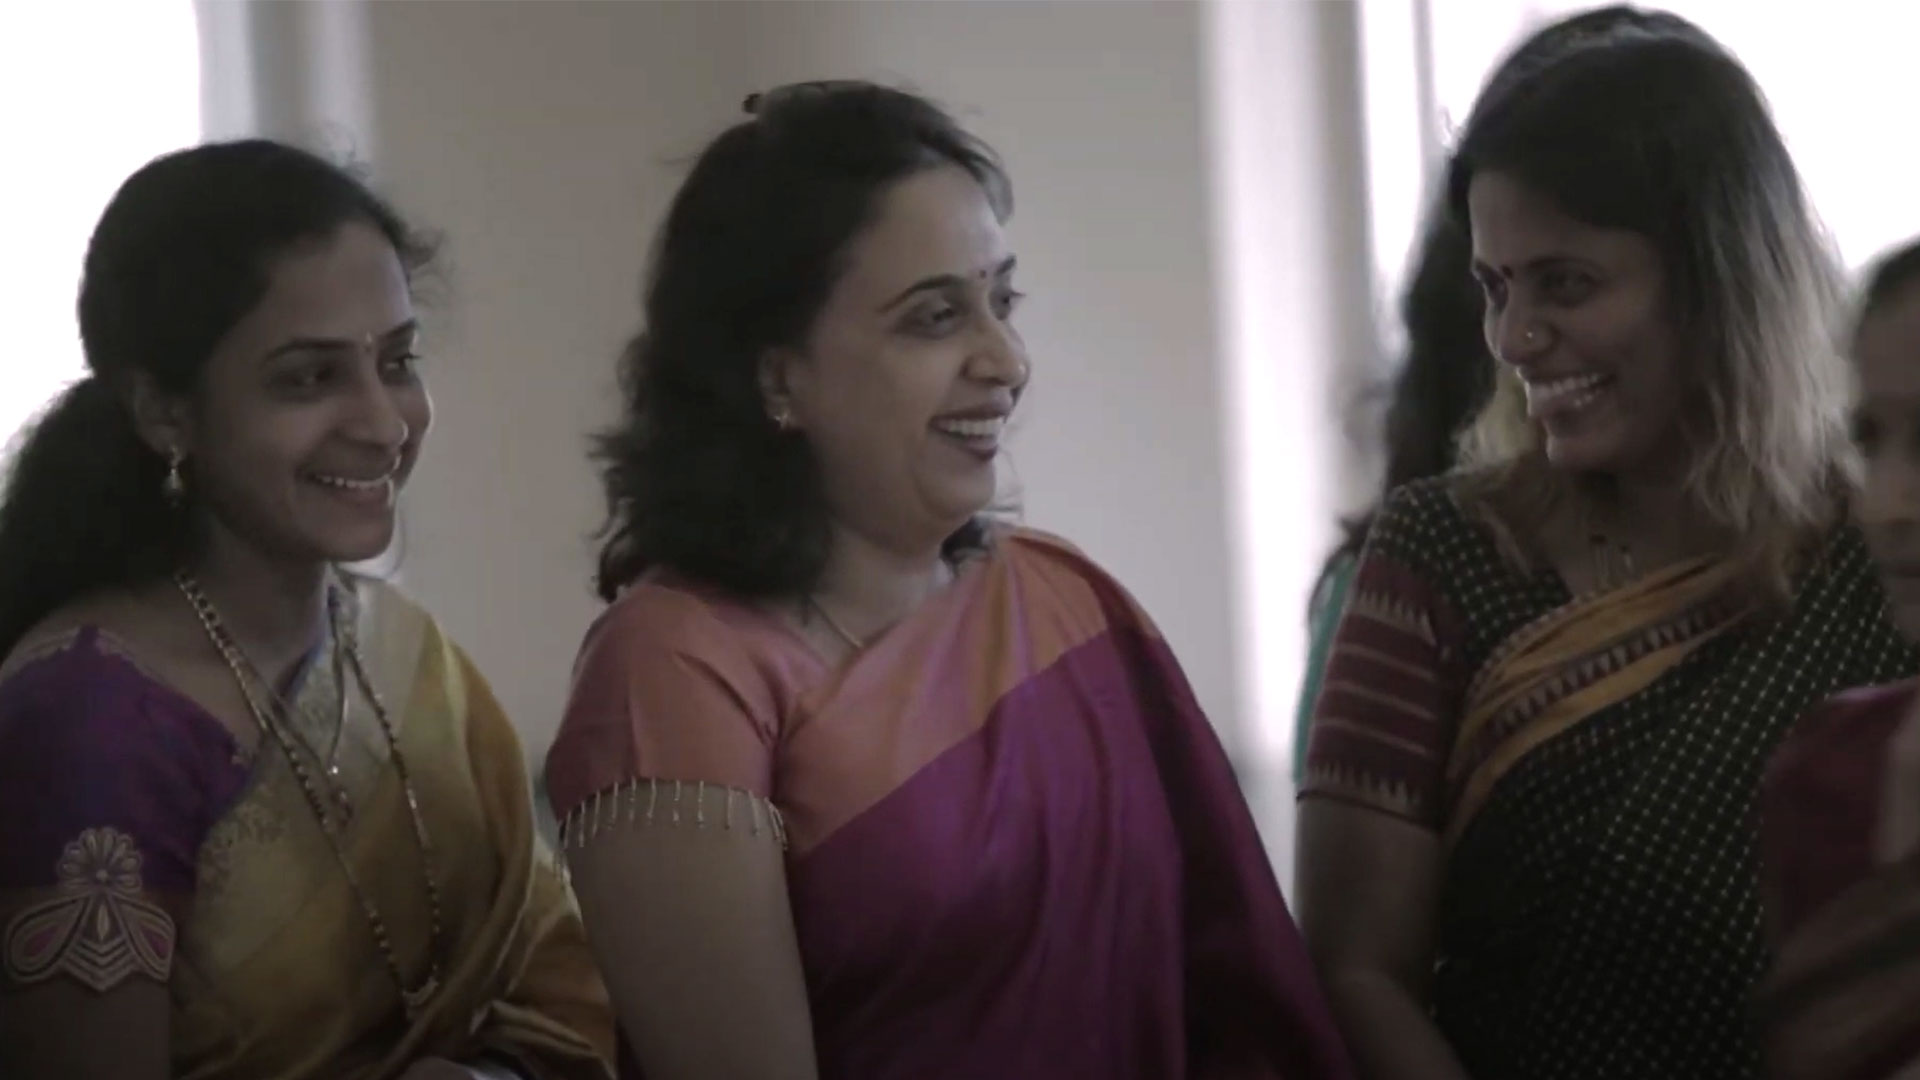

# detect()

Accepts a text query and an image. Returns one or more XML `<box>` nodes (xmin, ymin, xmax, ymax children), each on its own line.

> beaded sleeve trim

<box><xmin>556</xmin><ymin>779</ymin><xmax>789</xmax><ymax>853</ymax></box>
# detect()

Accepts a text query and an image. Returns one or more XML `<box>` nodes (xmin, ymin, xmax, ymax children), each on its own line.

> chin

<box><xmin>314</xmin><ymin>524</ymin><xmax>398</xmax><ymax>566</ymax></box>
<box><xmin>1543</xmin><ymin>439</ymin><xmax>1618</xmax><ymax>475</ymax></box>
<box><xmin>938</xmin><ymin>479</ymin><xmax>997</xmax><ymax>517</ymax></box>
<box><xmin>1541</xmin><ymin>419</ymin><xmax>1651</xmax><ymax>477</ymax></box>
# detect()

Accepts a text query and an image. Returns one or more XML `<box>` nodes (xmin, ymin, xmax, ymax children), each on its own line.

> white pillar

<box><xmin>1203</xmin><ymin>0</ymin><xmax>1376</xmax><ymax>886</ymax></box>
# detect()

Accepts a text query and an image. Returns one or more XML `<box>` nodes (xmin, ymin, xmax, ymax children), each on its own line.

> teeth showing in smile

<box><xmin>932</xmin><ymin>416</ymin><xmax>1006</xmax><ymax>440</ymax></box>
<box><xmin>1526</xmin><ymin>372</ymin><xmax>1610</xmax><ymax>415</ymax></box>
<box><xmin>310</xmin><ymin>473</ymin><xmax>392</xmax><ymax>492</ymax></box>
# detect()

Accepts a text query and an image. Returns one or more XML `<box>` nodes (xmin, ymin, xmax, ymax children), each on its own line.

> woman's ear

<box><xmin>126</xmin><ymin>371</ymin><xmax>193</xmax><ymax>460</ymax></box>
<box><xmin>758</xmin><ymin>346</ymin><xmax>801</xmax><ymax>431</ymax></box>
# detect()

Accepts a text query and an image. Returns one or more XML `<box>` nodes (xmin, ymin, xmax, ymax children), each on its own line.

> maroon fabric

<box><xmin>1762</xmin><ymin>681</ymin><xmax>1912</xmax><ymax>938</ymax></box>
<box><xmin>1301</xmin><ymin>552</ymin><xmax>1469</xmax><ymax>828</ymax></box>
<box><xmin>0</xmin><ymin>628</ymin><xmax>251</xmax><ymax>899</ymax></box>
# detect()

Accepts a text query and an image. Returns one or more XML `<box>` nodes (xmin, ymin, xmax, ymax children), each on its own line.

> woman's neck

<box><xmin>807</xmin><ymin>525</ymin><xmax>955</xmax><ymax>643</ymax></box>
<box><xmin>184</xmin><ymin>528</ymin><xmax>331</xmax><ymax>684</ymax></box>
<box><xmin>1584</xmin><ymin>470</ymin><xmax>1724</xmax><ymax>562</ymax></box>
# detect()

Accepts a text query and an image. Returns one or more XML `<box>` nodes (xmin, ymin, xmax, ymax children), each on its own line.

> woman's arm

<box><xmin>0</xmin><ymin>655</ymin><xmax>225</xmax><ymax>1079</ymax></box>
<box><xmin>546</xmin><ymin>590</ymin><xmax>818</xmax><ymax>1080</ymax></box>
<box><xmin>1296</xmin><ymin>803</ymin><xmax>1469</xmax><ymax>1080</ymax></box>
<box><xmin>565</xmin><ymin>785</ymin><xmax>818</xmax><ymax>1080</ymax></box>
<box><xmin>1294</xmin><ymin>510</ymin><xmax>1473</xmax><ymax>1079</ymax></box>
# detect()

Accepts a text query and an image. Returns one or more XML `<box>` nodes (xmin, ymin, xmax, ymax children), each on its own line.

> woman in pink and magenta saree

<box><xmin>544</xmin><ymin>80</ymin><xmax>1354</xmax><ymax>1080</ymax></box>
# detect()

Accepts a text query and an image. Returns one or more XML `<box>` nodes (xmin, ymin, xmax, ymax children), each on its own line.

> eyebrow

<box><xmin>1473</xmin><ymin>254</ymin><xmax>1590</xmax><ymax>279</ymax></box>
<box><xmin>261</xmin><ymin>318</ymin><xmax>419</xmax><ymax>362</ymax></box>
<box><xmin>878</xmin><ymin>256</ymin><xmax>1018</xmax><ymax>313</ymax></box>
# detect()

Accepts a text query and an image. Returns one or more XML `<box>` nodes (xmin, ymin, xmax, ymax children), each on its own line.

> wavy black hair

<box><xmin>0</xmin><ymin>139</ymin><xmax>434</xmax><ymax>658</ymax></box>
<box><xmin>592</xmin><ymin>81</ymin><xmax>1013</xmax><ymax>601</ymax></box>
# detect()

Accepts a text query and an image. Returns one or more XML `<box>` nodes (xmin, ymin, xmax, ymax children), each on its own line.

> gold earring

<box><xmin>162</xmin><ymin>448</ymin><xmax>185</xmax><ymax>506</ymax></box>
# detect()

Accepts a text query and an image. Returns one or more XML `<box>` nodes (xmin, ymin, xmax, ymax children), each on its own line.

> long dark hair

<box><xmin>1447</xmin><ymin>10</ymin><xmax>1846</xmax><ymax>595</ymax></box>
<box><xmin>1318</xmin><ymin>209</ymin><xmax>1491</xmax><ymax>590</ymax></box>
<box><xmin>0</xmin><ymin>139</ymin><xmax>434</xmax><ymax>658</ymax></box>
<box><xmin>1311</xmin><ymin>5</ymin><xmax>1727</xmax><ymax>607</ymax></box>
<box><xmin>592</xmin><ymin>81</ymin><xmax>1013</xmax><ymax>602</ymax></box>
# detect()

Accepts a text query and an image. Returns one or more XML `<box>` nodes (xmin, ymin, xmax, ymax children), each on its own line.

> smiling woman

<box><xmin>1294</xmin><ymin>10</ymin><xmax>1916</xmax><ymax>1080</ymax></box>
<box><xmin>546</xmin><ymin>80</ymin><xmax>1356</xmax><ymax>1080</ymax></box>
<box><xmin>0</xmin><ymin>141</ymin><xmax>614</xmax><ymax>1080</ymax></box>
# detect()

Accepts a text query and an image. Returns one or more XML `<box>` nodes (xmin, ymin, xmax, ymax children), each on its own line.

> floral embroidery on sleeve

<box><xmin>4</xmin><ymin>827</ymin><xmax>176</xmax><ymax>992</ymax></box>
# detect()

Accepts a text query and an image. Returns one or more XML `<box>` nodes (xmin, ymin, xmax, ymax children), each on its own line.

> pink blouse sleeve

<box><xmin>544</xmin><ymin>584</ymin><xmax>782</xmax><ymax>822</ymax></box>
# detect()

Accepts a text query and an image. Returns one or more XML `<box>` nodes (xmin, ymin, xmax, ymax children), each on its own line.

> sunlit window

<box><xmin>1404</xmin><ymin>1</ymin><xmax>1920</xmax><ymax>279</ymax></box>
<box><xmin>0</xmin><ymin>4</ymin><xmax>201</xmax><ymax>449</ymax></box>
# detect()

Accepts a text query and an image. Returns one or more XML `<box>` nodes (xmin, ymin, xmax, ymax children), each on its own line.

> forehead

<box><xmin>232</xmin><ymin>221</ymin><xmax>412</xmax><ymax>343</ymax></box>
<box><xmin>1465</xmin><ymin>170</ymin><xmax>1650</xmax><ymax>270</ymax></box>
<box><xmin>833</xmin><ymin>166</ymin><xmax>1008</xmax><ymax>297</ymax></box>
<box><xmin>1856</xmin><ymin>283</ymin><xmax>1920</xmax><ymax>396</ymax></box>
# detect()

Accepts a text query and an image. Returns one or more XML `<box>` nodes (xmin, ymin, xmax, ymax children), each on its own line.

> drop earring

<box><xmin>162</xmin><ymin>447</ymin><xmax>186</xmax><ymax>506</ymax></box>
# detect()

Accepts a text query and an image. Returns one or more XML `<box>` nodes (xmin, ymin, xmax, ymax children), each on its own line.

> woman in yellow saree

<box><xmin>0</xmin><ymin>141</ymin><xmax>613</xmax><ymax>1078</ymax></box>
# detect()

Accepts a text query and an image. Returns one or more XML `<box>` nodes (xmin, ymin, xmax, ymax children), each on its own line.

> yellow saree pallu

<box><xmin>1444</xmin><ymin>556</ymin><xmax>1747</xmax><ymax>847</ymax></box>
<box><xmin>134</xmin><ymin>579</ymin><xmax>609</xmax><ymax>1079</ymax></box>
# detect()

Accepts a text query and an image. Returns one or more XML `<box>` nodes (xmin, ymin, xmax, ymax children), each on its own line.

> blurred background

<box><xmin>9</xmin><ymin>0</ymin><xmax>1920</xmax><ymax>890</ymax></box>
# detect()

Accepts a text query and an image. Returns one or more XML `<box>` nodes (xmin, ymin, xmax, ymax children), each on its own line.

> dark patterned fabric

<box><xmin>1304</xmin><ymin>477</ymin><xmax>1916</xmax><ymax>1079</ymax></box>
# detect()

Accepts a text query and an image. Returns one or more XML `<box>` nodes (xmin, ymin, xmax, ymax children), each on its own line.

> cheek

<box><xmin>399</xmin><ymin>384</ymin><xmax>433</xmax><ymax>447</ymax></box>
<box><xmin>815</xmin><ymin>347</ymin><xmax>952</xmax><ymax>442</ymax></box>
<box><xmin>1596</xmin><ymin>309</ymin><xmax>1688</xmax><ymax>401</ymax></box>
<box><xmin>198</xmin><ymin>401</ymin><xmax>290</xmax><ymax>469</ymax></box>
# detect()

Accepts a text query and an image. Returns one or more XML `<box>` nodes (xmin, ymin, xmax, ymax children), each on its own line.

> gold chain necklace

<box><xmin>175</xmin><ymin>572</ymin><xmax>446</xmax><ymax>1018</ymax></box>
<box><xmin>248</xmin><ymin>628</ymin><xmax>354</xmax><ymax>820</ymax></box>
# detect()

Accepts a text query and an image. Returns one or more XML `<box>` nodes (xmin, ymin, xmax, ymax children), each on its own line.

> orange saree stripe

<box><xmin>1445</xmin><ymin>557</ymin><xmax>1745</xmax><ymax>846</ymax></box>
<box><xmin>778</xmin><ymin>532</ymin><xmax>1133</xmax><ymax>855</ymax></box>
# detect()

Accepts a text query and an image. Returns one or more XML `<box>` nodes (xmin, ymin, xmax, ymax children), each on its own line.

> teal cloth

<box><xmin>1292</xmin><ymin>552</ymin><xmax>1356</xmax><ymax>784</ymax></box>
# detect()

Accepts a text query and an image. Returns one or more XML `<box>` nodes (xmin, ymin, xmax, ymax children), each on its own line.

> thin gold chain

<box><xmin>806</xmin><ymin>595</ymin><xmax>865</xmax><ymax>651</ymax></box>
<box><xmin>174</xmin><ymin>572</ymin><xmax>446</xmax><ymax>1018</ymax></box>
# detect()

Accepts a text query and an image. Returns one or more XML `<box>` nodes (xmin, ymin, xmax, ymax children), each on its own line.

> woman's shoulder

<box><xmin>1361</xmin><ymin>472</ymin><xmax>1514</xmax><ymax>582</ymax></box>
<box><xmin>0</xmin><ymin>623</ymin><xmax>224</xmax><ymax>749</ymax></box>
<box><xmin>0</xmin><ymin>627</ymin><xmax>248</xmax><ymax>894</ymax></box>
<box><xmin>999</xmin><ymin>526</ymin><xmax>1123</xmax><ymax>596</ymax></box>
<box><xmin>995</xmin><ymin>526</ymin><xmax>1172</xmax><ymax>639</ymax></box>
<box><xmin>1363</xmin><ymin>474</ymin><xmax>1479</xmax><ymax>551</ymax></box>
<box><xmin>584</xmin><ymin>572</ymin><xmax>769</xmax><ymax>664</ymax></box>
